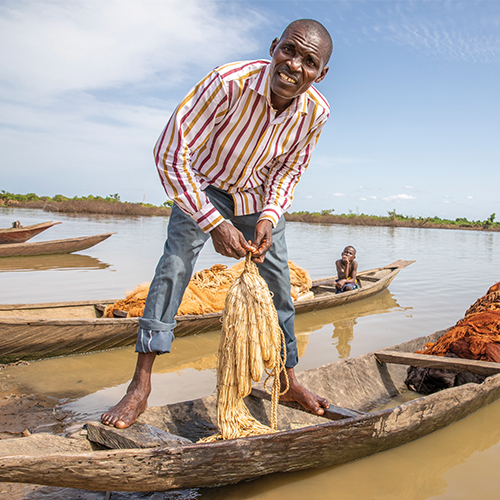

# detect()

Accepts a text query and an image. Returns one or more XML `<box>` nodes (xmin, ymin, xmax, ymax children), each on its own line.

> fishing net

<box><xmin>103</xmin><ymin>261</ymin><xmax>312</xmax><ymax>318</ymax></box>
<box><xmin>418</xmin><ymin>281</ymin><xmax>500</xmax><ymax>363</ymax></box>
<box><xmin>199</xmin><ymin>253</ymin><xmax>288</xmax><ymax>442</ymax></box>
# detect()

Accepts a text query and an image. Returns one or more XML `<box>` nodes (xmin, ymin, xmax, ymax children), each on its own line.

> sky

<box><xmin>1</xmin><ymin>0</ymin><xmax>499</xmax><ymax>221</ymax></box>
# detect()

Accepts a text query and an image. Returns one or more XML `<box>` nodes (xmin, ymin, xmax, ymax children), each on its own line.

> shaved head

<box><xmin>281</xmin><ymin>19</ymin><xmax>333</xmax><ymax>64</ymax></box>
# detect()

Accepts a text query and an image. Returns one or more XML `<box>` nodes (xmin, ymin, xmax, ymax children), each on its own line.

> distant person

<box><xmin>101</xmin><ymin>18</ymin><xmax>333</xmax><ymax>429</ymax></box>
<box><xmin>335</xmin><ymin>246</ymin><xmax>358</xmax><ymax>293</ymax></box>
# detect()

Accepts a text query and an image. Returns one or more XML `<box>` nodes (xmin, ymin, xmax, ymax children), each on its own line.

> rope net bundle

<box><xmin>199</xmin><ymin>253</ymin><xmax>288</xmax><ymax>442</ymax></box>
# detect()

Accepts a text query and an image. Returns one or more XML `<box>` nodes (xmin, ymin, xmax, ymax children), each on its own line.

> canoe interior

<box><xmin>131</xmin><ymin>330</ymin><xmax>436</xmax><ymax>443</ymax></box>
<box><xmin>0</xmin><ymin>300</ymin><xmax>111</xmax><ymax>319</ymax></box>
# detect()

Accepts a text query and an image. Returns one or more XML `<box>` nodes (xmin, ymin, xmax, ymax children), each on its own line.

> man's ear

<box><xmin>315</xmin><ymin>66</ymin><xmax>329</xmax><ymax>84</ymax></box>
<box><xmin>269</xmin><ymin>37</ymin><xmax>280</xmax><ymax>58</ymax></box>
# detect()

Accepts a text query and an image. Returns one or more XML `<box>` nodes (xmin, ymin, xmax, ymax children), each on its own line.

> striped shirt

<box><xmin>154</xmin><ymin>60</ymin><xmax>330</xmax><ymax>232</ymax></box>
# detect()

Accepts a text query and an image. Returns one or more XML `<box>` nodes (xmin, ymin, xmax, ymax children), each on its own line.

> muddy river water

<box><xmin>1</xmin><ymin>207</ymin><xmax>499</xmax><ymax>499</ymax></box>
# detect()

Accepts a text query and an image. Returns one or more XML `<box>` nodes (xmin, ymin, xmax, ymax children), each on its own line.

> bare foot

<box><xmin>101</xmin><ymin>385</ymin><xmax>149</xmax><ymax>428</ymax></box>
<box><xmin>101</xmin><ymin>352</ymin><xmax>155</xmax><ymax>429</ymax></box>
<box><xmin>280</xmin><ymin>367</ymin><xmax>329</xmax><ymax>416</ymax></box>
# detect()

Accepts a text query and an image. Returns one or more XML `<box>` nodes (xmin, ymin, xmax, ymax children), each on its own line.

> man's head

<box><xmin>268</xmin><ymin>19</ymin><xmax>332</xmax><ymax>112</ymax></box>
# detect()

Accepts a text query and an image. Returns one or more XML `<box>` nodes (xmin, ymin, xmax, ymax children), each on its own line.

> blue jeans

<box><xmin>136</xmin><ymin>185</ymin><xmax>298</xmax><ymax>368</ymax></box>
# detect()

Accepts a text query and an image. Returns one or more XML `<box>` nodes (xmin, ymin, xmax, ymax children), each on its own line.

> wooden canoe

<box><xmin>0</xmin><ymin>221</ymin><xmax>61</xmax><ymax>244</ymax></box>
<box><xmin>1</xmin><ymin>328</ymin><xmax>500</xmax><ymax>492</ymax></box>
<box><xmin>0</xmin><ymin>260</ymin><xmax>413</xmax><ymax>363</ymax></box>
<box><xmin>0</xmin><ymin>233</ymin><xmax>113</xmax><ymax>257</ymax></box>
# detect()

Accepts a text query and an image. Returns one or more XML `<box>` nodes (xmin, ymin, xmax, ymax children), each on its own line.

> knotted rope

<box><xmin>200</xmin><ymin>253</ymin><xmax>288</xmax><ymax>441</ymax></box>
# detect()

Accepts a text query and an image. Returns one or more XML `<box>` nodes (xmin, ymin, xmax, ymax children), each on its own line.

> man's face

<box><xmin>269</xmin><ymin>25</ymin><xmax>329</xmax><ymax>108</ymax></box>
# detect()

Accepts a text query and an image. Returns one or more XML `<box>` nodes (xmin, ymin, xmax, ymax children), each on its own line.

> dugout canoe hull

<box><xmin>0</xmin><ymin>233</ymin><xmax>113</xmax><ymax>257</ymax></box>
<box><xmin>1</xmin><ymin>329</ymin><xmax>500</xmax><ymax>492</ymax></box>
<box><xmin>0</xmin><ymin>221</ymin><xmax>61</xmax><ymax>245</ymax></box>
<box><xmin>0</xmin><ymin>260</ymin><xmax>413</xmax><ymax>363</ymax></box>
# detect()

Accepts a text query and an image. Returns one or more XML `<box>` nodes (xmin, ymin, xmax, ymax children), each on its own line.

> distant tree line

<box><xmin>1</xmin><ymin>191</ymin><xmax>497</xmax><ymax>231</ymax></box>
<box><xmin>0</xmin><ymin>190</ymin><xmax>173</xmax><ymax>216</ymax></box>
<box><xmin>285</xmin><ymin>208</ymin><xmax>499</xmax><ymax>231</ymax></box>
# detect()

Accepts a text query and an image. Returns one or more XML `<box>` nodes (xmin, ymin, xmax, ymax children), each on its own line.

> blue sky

<box><xmin>1</xmin><ymin>0</ymin><xmax>499</xmax><ymax>220</ymax></box>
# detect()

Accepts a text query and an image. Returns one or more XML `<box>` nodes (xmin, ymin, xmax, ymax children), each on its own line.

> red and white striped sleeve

<box><xmin>153</xmin><ymin>70</ymin><xmax>229</xmax><ymax>233</ymax></box>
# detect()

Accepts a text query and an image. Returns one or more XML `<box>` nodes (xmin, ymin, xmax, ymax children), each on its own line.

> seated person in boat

<box><xmin>101</xmin><ymin>19</ymin><xmax>333</xmax><ymax>429</ymax></box>
<box><xmin>335</xmin><ymin>246</ymin><xmax>358</xmax><ymax>293</ymax></box>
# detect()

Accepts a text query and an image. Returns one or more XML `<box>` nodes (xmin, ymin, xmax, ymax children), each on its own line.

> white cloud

<box><xmin>467</xmin><ymin>196</ymin><xmax>474</xmax><ymax>199</ymax></box>
<box><xmin>333</xmin><ymin>193</ymin><xmax>346</xmax><ymax>197</ymax></box>
<box><xmin>383</xmin><ymin>194</ymin><xmax>417</xmax><ymax>202</ymax></box>
<box><xmin>443</xmin><ymin>200</ymin><xmax>451</xmax><ymax>204</ymax></box>
<box><xmin>367</xmin><ymin>196</ymin><xmax>377</xmax><ymax>200</ymax></box>
<box><xmin>359</xmin><ymin>197</ymin><xmax>367</xmax><ymax>201</ymax></box>
<box><xmin>0</xmin><ymin>0</ymin><xmax>263</xmax><ymax>99</ymax></box>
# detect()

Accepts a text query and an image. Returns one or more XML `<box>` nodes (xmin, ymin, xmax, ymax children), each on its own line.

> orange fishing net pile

<box><xmin>103</xmin><ymin>282</ymin><xmax>150</xmax><ymax>318</ymax></box>
<box><xmin>103</xmin><ymin>260</ymin><xmax>312</xmax><ymax>318</ymax></box>
<box><xmin>418</xmin><ymin>282</ymin><xmax>500</xmax><ymax>363</ymax></box>
<box><xmin>177</xmin><ymin>264</ymin><xmax>240</xmax><ymax>315</ymax></box>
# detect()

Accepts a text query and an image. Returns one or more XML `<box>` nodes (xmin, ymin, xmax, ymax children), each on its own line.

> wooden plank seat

<box><xmin>375</xmin><ymin>350</ymin><xmax>500</xmax><ymax>377</ymax></box>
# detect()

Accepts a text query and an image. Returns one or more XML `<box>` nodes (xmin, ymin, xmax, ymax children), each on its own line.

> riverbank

<box><xmin>284</xmin><ymin>212</ymin><xmax>500</xmax><ymax>232</ymax></box>
<box><xmin>1</xmin><ymin>191</ymin><xmax>498</xmax><ymax>232</ymax></box>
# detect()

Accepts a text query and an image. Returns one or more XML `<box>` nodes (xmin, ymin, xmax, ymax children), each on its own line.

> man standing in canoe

<box><xmin>102</xmin><ymin>19</ymin><xmax>333</xmax><ymax>428</ymax></box>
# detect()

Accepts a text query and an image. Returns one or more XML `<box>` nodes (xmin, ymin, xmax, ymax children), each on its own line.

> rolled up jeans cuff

<box><xmin>135</xmin><ymin>328</ymin><xmax>175</xmax><ymax>355</ymax></box>
<box><xmin>138</xmin><ymin>317</ymin><xmax>177</xmax><ymax>331</ymax></box>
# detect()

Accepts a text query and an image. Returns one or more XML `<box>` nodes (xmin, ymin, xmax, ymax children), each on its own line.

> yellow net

<box><xmin>199</xmin><ymin>253</ymin><xmax>288</xmax><ymax>442</ymax></box>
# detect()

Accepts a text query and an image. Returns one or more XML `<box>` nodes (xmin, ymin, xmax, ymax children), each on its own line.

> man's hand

<box><xmin>250</xmin><ymin>220</ymin><xmax>273</xmax><ymax>264</ymax></box>
<box><xmin>210</xmin><ymin>221</ymin><xmax>254</xmax><ymax>259</ymax></box>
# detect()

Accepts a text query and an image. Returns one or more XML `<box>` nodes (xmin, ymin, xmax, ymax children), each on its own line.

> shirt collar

<box><xmin>250</xmin><ymin>61</ymin><xmax>308</xmax><ymax>116</ymax></box>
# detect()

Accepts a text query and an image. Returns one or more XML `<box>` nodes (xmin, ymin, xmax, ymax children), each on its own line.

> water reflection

<box><xmin>294</xmin><ymin>289</ymin><xmax>408</xmax><ymax>362</ymax></box>
<box><xmin>332</xmin><ymin>318</ymin><xmax>355</xmax><ymax>358</ymax></box>
<box><xmin>0</xmin><ymin>253</ymin><xmax>110</xmax><ymax>272</ymax></box>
